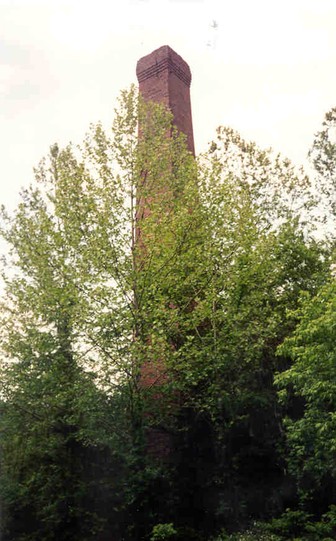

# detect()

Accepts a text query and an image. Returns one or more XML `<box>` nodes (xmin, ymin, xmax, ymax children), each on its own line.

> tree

<box><xmin>276</xmin><ymin>273</ymin><xmax>336</xmax><ymax>510</ymax></box>
<box><xmin>0</xmin><ymin>87</ymin><xmax>200</xmax><ymax>540</ymax></box>
<box><xmin>273</xmin><ymin>105</ymin><xmax>336</xmax><ymax>512</ymax></box>
<box><xmin>0</xmin><ymin>145</ymin><xmax>126</xmax><ymax>540</ymax></box>
<box><xmin>308</xmin><ymin>106</ymin><xmax>336</xmax><ymax>232</ymax></box>
<box><xmin>0</xmin><ymin>87</ymin><xmax>331</xmax><ymax>540</ymax></box>
<box><xmin>272</xmin><ymin>106</ymin><xmax>336</xmax><ymax>516</ymax></box>
<box><xmin>165</xmin><ymin>129</ymin><xmax>329</xmax><ymax>531</ymax></box>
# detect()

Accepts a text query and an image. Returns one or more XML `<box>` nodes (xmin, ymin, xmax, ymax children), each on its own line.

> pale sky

<box><xmin>1</xmin><ymin>0</ymin><xmax>336</xmax><ymax>210</ymax></box>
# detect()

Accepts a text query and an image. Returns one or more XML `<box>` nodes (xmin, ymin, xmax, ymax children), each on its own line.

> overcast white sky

<box><xmin>1</xmin><ymin>0</ymin><xmax>336</xmax><ymax>210</ymax></box>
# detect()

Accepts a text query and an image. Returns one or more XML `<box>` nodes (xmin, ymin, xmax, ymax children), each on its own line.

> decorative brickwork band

<box><xmin>137</xmin><ymin>56</ymin><xmax>191</xmax><ymax>87</ymax></box>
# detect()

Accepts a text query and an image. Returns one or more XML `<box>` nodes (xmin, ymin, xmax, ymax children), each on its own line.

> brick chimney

<box><xmin>136</xmin><ymin>45</ymin><xmax>195</xmax><ymax>155</ymax></box>
<box><xmin>136</xmin><ymin>46</ymin><xmax>195</xmax><ymax>460</ymax></box>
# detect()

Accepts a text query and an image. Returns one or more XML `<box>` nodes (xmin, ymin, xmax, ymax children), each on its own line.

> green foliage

<box><xmin>263</xmin><ymin>509</ymin><xmax>314</xmax><ymax>539</ymax></box>
<box><xmin>150</xmin><ymin>523</ymin><xmax>177</xmax><ymax>541</ymax></box>
<box><xmin>169</xmin><ymin>128</ymin><xmax>328</xmax><ymax>530</ymax></box>
<box><xmin>308</xmin><ymin>107</ymin><xmax>336</xmax><ymax>224</ymax></box>
<box><xmin>0</xmin><ymin>86</ymin><xmax>333</xmax><ymax>539</ymax></box>
<box><xmin>257</xmin><ymin>506</ymin><xmax>336</xmax><ymax>540</ymax></box>
<box><xmin>0</xmin><ymin>86</ymin><xmax>201</xmax><ymax>540</ymax></box>
<box><xmin>211</xmin><ymin>532</ymin><xmax>280</xmax><ymax>541</ymax></box>
<box><xmin>210</xmin><ymin>506</ymin><xmax>336</xmax><ymax>540</ymax></box>
<box><xmin>276</xmin><ymin>276</ymin><xmax>336</xmax><ymax>494</ymax></box>
<box><xmin>271</xmin><ymin>105</ymin><xmax>336</xmax><ymax>528</ymax></box>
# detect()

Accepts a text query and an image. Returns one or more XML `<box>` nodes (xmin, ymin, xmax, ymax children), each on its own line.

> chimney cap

<box><xmin>136</xmin><ymin>45</ymin><xmax>192</xmax><ymax>87</ymax></box>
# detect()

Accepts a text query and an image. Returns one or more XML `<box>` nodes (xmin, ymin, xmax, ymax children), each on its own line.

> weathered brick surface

<box><xmin>136</xmin><ymin>45</ymin><xmax>195</xmax><ymax>155</ymax></box>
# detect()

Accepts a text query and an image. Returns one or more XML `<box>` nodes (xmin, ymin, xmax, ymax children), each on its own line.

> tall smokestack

<box><xmin>136</xmin><ymin>45</ymin><xmax>195</xmax><ymax>155</ymax></box>
<box><xmin>135</xmin><ymin>46</ymin><xmax>195</xmax><ymax>460</ymax></box>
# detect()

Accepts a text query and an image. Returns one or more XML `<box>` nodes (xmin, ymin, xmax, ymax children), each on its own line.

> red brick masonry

<box><xmin>136</xmin><ymin>46</ymin><xmax>195</xmax><ymax>459</ymax></box>
<box><xmin>136</xmin><ymin>45</ymin><xmax>195</xmax><ymax>155</ymax></box>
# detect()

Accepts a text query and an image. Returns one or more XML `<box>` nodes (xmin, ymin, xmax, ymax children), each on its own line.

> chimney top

<box><xmin>136</xmin><ymin>45</ymin><xmax>195</xmax><ymax>155</ymax></box>
<box><xmin>136</xmin><ymin>45</ymin><xmax>192</xmax><ymax>87</ymax></box>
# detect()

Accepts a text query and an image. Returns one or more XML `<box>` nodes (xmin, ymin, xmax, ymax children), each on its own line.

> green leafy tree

<box><xmin>0</xmin><ymin>144</ymin><xmax>127</xmax><ymax>540</ymax></box>
<box><xmin>276</xmin><ymin>273</ymin><xmax>336</xmax><ymax>503</ymax></box>
<box><xmin>272</xmin><ymin>105</ymin><xmax>336</xmax><ymax>519</ymax></box>
<box><xmin>150</xmin><ymin>127</ymin><xmax>329</xmax><ymax>531</ymax></box>
<box><xmin>308</xmin><ymin>107</ymin><xmax>336</xmax><ymax>225</ymax></box>
<box><xmin>0</xmin><ymin>87</ymin><xmax>201</xmax><ymax>540</ymax></box>
<box><xmin>0</xmin><ymin>87</ymin><xmax>331</xmax><ymax>540</ymax></box>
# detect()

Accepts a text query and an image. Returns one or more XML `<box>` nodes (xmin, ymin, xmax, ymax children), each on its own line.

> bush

<box><xmin>150</xmin><ymin>523</ymin><xmax>205</xmax><ymax>541</ymax></box>
<box><xmin>264</xmin><ymin>509</ymin><xmax>312</xmax><ymax>538</ymax></box>
<box><xmin>175</xmin><ymin>526</ymin><xmax>205</xmax><ymax>540</ymax></box>
<box><xmin>209</xmin><ymin>506</ymin><xmax>336</xmax><ymax>540</ymax></box>
<box><xmin>211</xmin><ymin>529</ymin><xmax>281</xmax><ymax>541</ymax></box>
<box><xmin>150</xmin><ymin>523</ymin><xmax>177</xmax><ymax>541</ymax></box>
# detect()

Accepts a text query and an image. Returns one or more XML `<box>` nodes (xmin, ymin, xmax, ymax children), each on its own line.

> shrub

<box><xmin>211</xmin><ymin>529</ymin><xmax>281</xmax><ymax>540</ymax></box>
<box><xmin>150</xmin><ymin>523</ymin><xmax>177</xmax><ymax>541</ymax></box>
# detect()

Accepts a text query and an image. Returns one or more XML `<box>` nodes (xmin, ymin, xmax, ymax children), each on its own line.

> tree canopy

<box><xmin>0</xmin><ymin>88</ymin><xmax>335</xmax><ymax>541</ymax></box>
